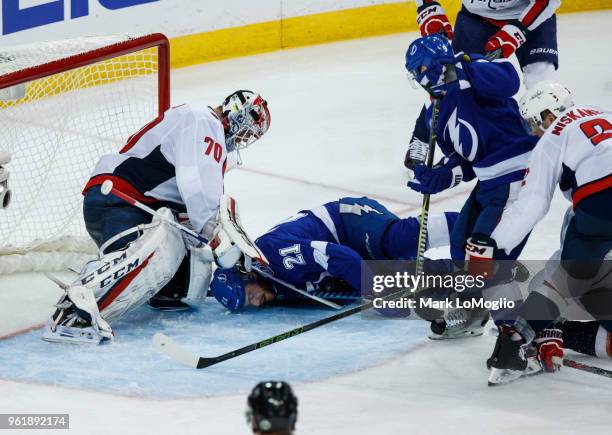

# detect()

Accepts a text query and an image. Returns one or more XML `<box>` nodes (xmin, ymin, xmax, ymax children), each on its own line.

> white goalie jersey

<box><xmin>492</xmin><ymin>105</ymin><xmax>612</xmax><ymax>253</ymax></box>
<box><xmin>84</xmin><ymin>104</ymin><xmax>228</xmax><ymax>235</ymax></box>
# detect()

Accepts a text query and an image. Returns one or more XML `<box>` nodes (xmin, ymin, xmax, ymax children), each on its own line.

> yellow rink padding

<box><xmin>168</xmin><ymin>0</ymin><xmax>612</xmax><ymax>69</ymax></box>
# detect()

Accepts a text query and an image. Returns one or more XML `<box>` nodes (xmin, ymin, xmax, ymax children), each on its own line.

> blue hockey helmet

<box><xmin>405</xmin><ymin>34</ymin><xmax>455</xmax><ymax>96</ymax></box>
<box><xmin>210</xmin><ymin>267</ymin><xmax>246</xmax><ymax>312</ymax></box>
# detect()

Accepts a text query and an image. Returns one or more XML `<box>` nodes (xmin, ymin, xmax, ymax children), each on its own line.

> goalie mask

<box><xmin>221</xmin><ymin>90</ymin><xmax>271</xmax><ymax>153</ymax></box>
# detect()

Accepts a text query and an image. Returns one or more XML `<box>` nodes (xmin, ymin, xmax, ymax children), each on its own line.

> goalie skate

<box><xmin>42</xmin><ymin>286</ymin><xmax>113</xmax><ymax>345</ymax></box>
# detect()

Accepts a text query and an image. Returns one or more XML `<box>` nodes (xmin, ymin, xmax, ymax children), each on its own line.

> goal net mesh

<box><xmin>0</xmin><ymin>34</ymin><xmax>169</xmax><ymax>273</ymax></box>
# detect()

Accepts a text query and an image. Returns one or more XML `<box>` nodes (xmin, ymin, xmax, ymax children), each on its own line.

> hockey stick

<box><xmin>153</xmin><ymin>270</ymin><xmax>465</xmax><ymax>369</ymax></box>
<box><xmin>153</xmin><ymin>298</ymin><xmax>372</xmax><ymax>369</ymax></box>
<box><xmin>486</xmin><ymin>49</ymin><xmax>502</xmax><ymax>61</ymax></box>
<box><xmin>563</xmin><ymin>358</ymin><xmax>612</xmax><ymax>379</ymax></box>
<box><xmin>100</xmin><ymin>180</ymin><xmax>212</xmax><ymax>250</ymax></box>
<box><xmin>154</xmin><ymin>260</ymin><xmax>535</xmax><ymax>369</ymax></box>
<box><xmin>415</xmin><ymin>97</ymin><xmax>441</xmax><ymax>276</ymax></box>
<box><xmin>251</xmin><ymin>263</ymin><xmax>342</xmax><ymax>310</ymax></box>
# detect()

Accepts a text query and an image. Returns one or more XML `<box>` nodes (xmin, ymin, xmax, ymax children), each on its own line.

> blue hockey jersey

<box><xmin>426</xmin><ymin>56</ymin><xmax>539</xmax><ymax>186</ymax></box>
<box><xmin>254</xmin><ymin>202</ymin><xmax>361</xmax><ymax>301</ymax></box>
<box><xmin>253</xmin><ymin>197</ymin><xmax>457</xmax><ymax>302</ymax></box>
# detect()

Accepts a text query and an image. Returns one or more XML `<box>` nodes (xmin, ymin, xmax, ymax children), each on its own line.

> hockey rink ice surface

<box><xmin>2</xmin><ymin>10</ymin><xmax>612</xmax><ymax>435</ymax></box>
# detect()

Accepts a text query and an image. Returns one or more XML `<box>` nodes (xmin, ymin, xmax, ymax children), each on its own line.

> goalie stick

<box><xmin>100</xmin><ymin>180</ymin><xmax>214</xmax><ymax>255</ymax></box>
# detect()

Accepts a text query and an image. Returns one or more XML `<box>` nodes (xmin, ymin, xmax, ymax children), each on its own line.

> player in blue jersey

<box><xmin>406</xmin><ymin>1</ymin><xmax>560</xmax><ymax>168</ymax></box>
<box><xmin>209</xmin><ymin>196</ymin><xmax>458</xmax><ymax>311</ymax></box>
<box><xmin>404</xmin><ymin>35</ymin><xmax>539</xmax><ymax>330</ymax></box>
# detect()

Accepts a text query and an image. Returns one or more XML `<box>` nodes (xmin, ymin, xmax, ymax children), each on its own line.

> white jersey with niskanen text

<box><xmin>492</xmin><ymin>105</ymin><xmax>612</xmax><ymax>253</ymax></box>
<box><xmin>87</xmin><ymin>104</ymin><xmax>227</xmax><ymax>235</ymax></box>
<box><xmin>417</xmin><ymin>1</ymin><xmax>560</xmax><ymax>31</ymax></box>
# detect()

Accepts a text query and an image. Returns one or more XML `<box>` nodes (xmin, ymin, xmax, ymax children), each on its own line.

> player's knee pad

<box><xmin>73</xmin><ymin>208</ymin><xmax>187</xmax><ymax>322</ymax></box>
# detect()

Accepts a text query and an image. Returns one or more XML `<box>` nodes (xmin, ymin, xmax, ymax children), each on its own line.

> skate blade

<box><xmin>428</xmin><ymin>329</ymin><xmax>484</xmax><ymax>340</ymax></box>
<box><xmin>487</xmin><ymin>367</ymin><xmax>524</xmax><ymax>386</ymax></box>
<box><xmin>41</xmin><ymin>324</ymin><xmax>106</xmax><ymax>345</ymax></box>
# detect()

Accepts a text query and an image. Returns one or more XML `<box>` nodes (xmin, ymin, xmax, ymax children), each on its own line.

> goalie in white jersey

<box><xmin>43</xmin><ymin>90</ymin><xmax>271</xmax><ymax>344</ymax></box>
<box><xmin>465</xmin><ymin>81</ymin><xmax>612</xmax><ymax>385</ymax></box>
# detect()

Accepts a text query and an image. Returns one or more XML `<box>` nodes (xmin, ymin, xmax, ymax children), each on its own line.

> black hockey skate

<box><xmin>487</xmin><ymin>324</ymin><xmax>529</xmax><ymax>386</ymax></box>
<box><xmin>429</xmin><ymin>307</ymin><xmax>490</xmax><ymax>340</ymax></box>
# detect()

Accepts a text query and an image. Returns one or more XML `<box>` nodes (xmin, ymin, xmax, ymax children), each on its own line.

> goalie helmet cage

<box><xmin>0</xmin><ymin>33</ymin><xmax>170</xmax><ymax>273</ymax></box>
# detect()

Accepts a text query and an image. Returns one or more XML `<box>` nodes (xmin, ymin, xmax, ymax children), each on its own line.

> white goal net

<box><xmin>0</xmin><ymin>34</ymin><xmax>170</xmax><ymax>273</ymax></box>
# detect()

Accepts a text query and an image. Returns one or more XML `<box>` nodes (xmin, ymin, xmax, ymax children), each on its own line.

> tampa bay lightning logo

<box><xmin>443</xmin><ymin>108</ymin><xmax>478</xmax><ymax>161</ymax></box>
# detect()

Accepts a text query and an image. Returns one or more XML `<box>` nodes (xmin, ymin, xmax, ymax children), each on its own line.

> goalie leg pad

<box><xmin>71</xmin><ymin>208</ymin><xmax>187</xmax><ymax>323</ymax></box>
<box><xmin>97</xmin><ymin>209</ymin><xmax>187</xmax><ymax>322</ymax></box>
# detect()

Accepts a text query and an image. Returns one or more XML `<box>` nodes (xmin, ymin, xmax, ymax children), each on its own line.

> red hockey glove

<box><xmin>534</xmin><ymin>328</ymin><xmax>564</xmax><ymax>373</ymax></box>
<box><xmin>417</xmin><ymin>3</ymin><xmax>453</xmax><ymax>39</ymax></box>
<box><xmin>485</xmin><ymin>24</ymin><xmax>527</xmax><ymax>58</ymax></box>
<box><xmin>465</xmin><ymin>234</ymin><xmax>496</xmax><ymax>279</ymax></box>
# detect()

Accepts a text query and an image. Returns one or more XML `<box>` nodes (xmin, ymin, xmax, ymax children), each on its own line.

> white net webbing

<box><xmin>0</xmin><ymin>35</ymin><xmax>166</xmax><ymax>273</ymax></box>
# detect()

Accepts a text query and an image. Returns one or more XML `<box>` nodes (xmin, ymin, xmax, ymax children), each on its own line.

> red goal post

<box><xmin>0</xmin><ymin>34</ymin><xmax>171</xmax><ymax>273</ymax></box>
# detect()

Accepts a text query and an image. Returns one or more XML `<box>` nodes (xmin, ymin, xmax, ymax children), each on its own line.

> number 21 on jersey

<box><xmin>279</xmin><ymin>244</ymin><xmax>306</xmax><ymax>269</ymax></box>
